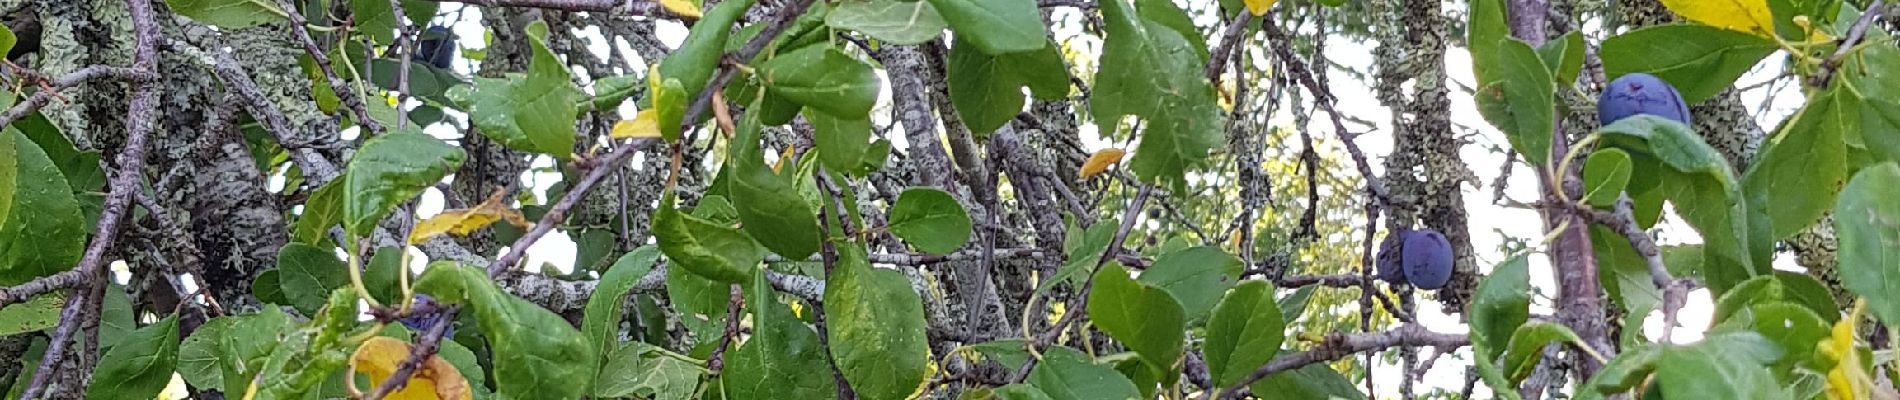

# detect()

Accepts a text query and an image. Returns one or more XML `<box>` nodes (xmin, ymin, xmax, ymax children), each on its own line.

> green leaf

<box><xmin>362</xmin><ymin>247</ymin><xmax>404</xmax><ymax>305</ymax></box>
<box><xmin>86</xmin><ymin>315</ymin><xmax>180</xmax><ymax>400</ymax></box>
<box><xmin>1654</xmin><ymin>332</ymin><xmax>1790</xmax><ymax>400</ymax></box>
<box><xmin>947</xmin><ymin>38</ymin><xmax>1028</xmax><ymax>136</ymax></box>
<box><xmin>178</xmin><ymin>317</ymin><xmax>230</xmax><ymax>391</ymax></box>
<box><xmin>726</xmin><ymin>107</ymin><xmax>824</xmax><ymax>260</ymax></box>
<box><xmin>1834</xmin><ymin>162</ymin><xmax>1900</xmax><ymax>325</ymax></box>
<box><xmin>809</xmin><ymin>109</ymin><xmax>873</xmax><ymax>176</ymax></box>
<box><xmin>275</xmin><ymin>243</ymin><xmax>350</xmax><ymax>316</ymax></box>
<box><xmin>590</xmin><ymin>74</ymin><xmax>643</xmax><ymax>111</ymax></box>
<box><xmin>583</xmin><ymin>246</ymin><xmax>660</xmax><ymax>373</ymax></box>
<box><xmin>15</xmin><ymin>114</ymin><xmax>104</xmax><ymax>194</ymax></box>
<box><xmin>1088</xmin><ymin>264</ymin><xmax>1185</xmax><ymax>373</ymax></box>
<box><xmin>163</xmin><ymin>0</ymin><xmax>287</xmax><ymax>28</ymax></box>
<box><xmin>969</xmin><ymin>339</ymin><xmax>1030</xmax><ymax>370</ymax></box>
<box><xmin>0</xmin><ymin>290</ymin><xmax>64</xmax><ymax>336</ymax></box>
<box><xmin>252</xmin><ymin>269</ymin><xmax>289</xmax><ymax>305</ymax></box>
<box><xmin>216</xmin><ymin>307</ymin><xmax>296</xmax><ymax>394</ymax></box>
<box><xmin>1136</xmin><ymin>246</ymin><xmax>1244</xmax><ymax>323</ymax></box>
<box><xmin>1537</xmin><ymin>31</ymin><xmax>1587</xmax><ymax>85</ymax></box>
<box><xmin>1466</xmin><ymin>0</ymin><xmax>1509</xmax><ymax>82</ymax></box>
<box><xmin>927</xmin><ymin>0</ymin><xmax>1046</xmax><ymax>55</ymax></box>
<box><xmin>1502</xmin><ymin>322</ymin><xmax>1588</xmax><ymax>385</ymax></box>
<box><xmin>249</xmin><ymin>289</ymin><xmax>356</xmax><ymax>400</ymax></box>
<box><xmin>1711</xmin><ymin>273</ymin><xmax>1842</xmax><ymax>325</ymax></box>
<box><xmin>723</xmin><ymin>270</ymin><xmax>838</xmax><ymax>399</ymax></box>
<box><xmin>888</xmin><ymin>187</ymin><xmax>974</xmax><ymax>254</ymax></box>
<box><xmin>1861</xmin><ymin>97</ymin><xmax>1900</xmax><ymax>165</ymax></box>
<box><xmin>825</xmin><ymin>0</ymin><xmax>948</xmax><ymax>45</ymax></box>
<box><xmin>1471</xmin><ymin>254</ymin><xmax>1531</xmax><ymax>361</ymax></box>
<box><xmin>1592</xmin><ymin>225</ymin><xmax>1661</xmax><ymax>315</ymax></box>
<box><xmin>99</xmin><ymin>283</ymin><xmax>134</xmax><ymax>350</ymax></box>
<box><xmin>1599</xmin><ymin>115</ymin><xmax>1760</xmax><ymax>294</ymax></box>
<box><xmin>1038</xmin><ymin>218</ymin><xmax>1115</xmax><ymax>296</ymax></box>
<box><xmin>368</xmin><ymin>58</ymin><xmax>466</xmax><ymax>106</ymax></box>
<box><xmin>415</xmin><ymin>263</ymin><xmax>598</xmax><ymax>399</ymax></box>
<box><xmin>1743</xmin><ymin>86</ymin><xmax>1852</xmax><ymax>240</ymax></box>
<box><xmin>1728</xmin><ymin>302</ymin><xmax>1828</xmax><ymax>373</ymax></box>
<box><xmin>1247</xmin><ymin>363</ymin><xmax>1365</xmax><ymax>400</ymax></box>
<box><xmin>342</xmin><ymin>132</ymin><xmax>465</xmax><ymax>236</ymax></box>
<box><xmin>825</xmin><ymin>241</ymin><xmax>931</xmax><ymax>400</ymax></box>
<box><xmin>1203</xmin><ymin>281</ymin><xmax>1283</xmax><ymax>387</ymax></box>
<box><xmin>0</xmin><ymin>23</ymin><xmax>13</xmax><ymax>55</ymax></box>
<box><xmin>666</xmin><ymin>257</ymin><xmax>733</xmax><ymax>346</ymax></box>
<box><xmin>991</xmin><ymin>384</ymin><xmax>1056</xmax><ymax>400</ymax></box>
<box><xmin>293</xmin><ymin>179</ymin><xmax>344</xmax><ymax>244</ymax></box>
<box><xmin>1585</xmin><ymin>344</ymin><xmax>1662</xmax><ymax>396</ymax></box>
<box><xmin>0</xmin><ymin>131</ymin><xmax>86</xmax><ymax>285</ymax></box>
<box><xmin>661</xmin><ymin>0</ymin><xmax>758</xmax><ymax>103</ymax></box>
<box><xmin>655</xmin><ymin>192</ymin><xmax>763</xmax><ymax>283</ymax></box>
<box><xmin>352</xmin><ymin>0</ymin><xmax>440</xmax><ymax>44</ymax></box>
<box><xmin>1600</xmin><ymin>24</ymin><xmax>1778</xmax><ymax>104</ymax></box>
<box><xmin>595</xmin><ymin>342</ymin><xmax>703</xmax><ymax>400</ymax></box>
<box><xmin>1583</xmin><ymin>148</ymin><xmax>1634</xmax><ymax>207</ymax></box>
<box><xmin>464</xmin><ymin>20</ymin><xmax>581</xmax><ymax>158</ymax></box>
<box><xmin>1092</xmin><ymin>0</ymin><xmax>1222</xmax><ymax>188</ymax></box>
<box><xmin>759</xmin><ymin>45</ymin><xmax>881</xmax><ymax>118</ymax></box>
<box><xmin>1002</xmin><ymin>41</ymin><xmax>1072</xmax><ymax>100</ymax></box>
<box><xmin>1473</xmin><ymin>39</ymin><xmax>1555</xmax><ymax>166</ymax></box>
<box><xmin>1277</xmin><ymin>285</ymin><xmax>1317</xmax><ymax>322</ymax></box>
<box><xmin>1027</xmin><ymin>346</ymin><xmax>1142</xmax><ymax>400</ymax></box>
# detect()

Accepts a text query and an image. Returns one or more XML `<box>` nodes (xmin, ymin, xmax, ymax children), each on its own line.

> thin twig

<box><xmin>1810</xmin><ymin>0</ymin><xmax>1887</xmax><ymax>88</ymax></box>
<box><xmin>1215</xmin><ymin>324</ymin><xmax>1469</xmax><ymax>399</ymax></box>
<box><xmin>706</xmin><ymin>284</ymin><xmax>745</xmax><ymax>375</ymax></box>
<box><xmin>275</xmin><ymin>0</ymin><xmax>386</xmax><ymax>135</ymax></box>
<box><xmin>364</xmin><ymin>305</ymin><xmax>458</xmax><ymax>400</ymax></box>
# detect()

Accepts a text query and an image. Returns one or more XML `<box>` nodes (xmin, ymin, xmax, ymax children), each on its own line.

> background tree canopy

<box><xmin>0</xmin><ymin>0</ymin><xmax>1895</xmax><ymax>398</ymax></box>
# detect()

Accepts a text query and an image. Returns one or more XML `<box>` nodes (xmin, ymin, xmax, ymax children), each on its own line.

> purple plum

<box><xmin>1401</xmin><ymin>229</ymin><xmax>1454</xmax><ymax>290</ymax></box>
<box><xmin>415</xmin><ymin>26</ymin><xmax>457</xmax><ymax>70</ymax></box>
<box><xmin>1598</xmin><ymin>73</ymin><xmax>1692</xmax><ymax>126</ymax></box>
<box><xmin>399</xmin><ymin>294</ymin><xmax>455</xmax><ymax>337</ymax></box>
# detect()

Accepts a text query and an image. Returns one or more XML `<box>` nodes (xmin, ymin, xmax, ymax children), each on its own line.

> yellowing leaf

<box><xmin>408</xmin><ymin>189</ymin><xmax>531</xmax><ymax>245</ymax></box>
<box><xmin>1244</xmin><ymin>0</ymin><xmax>1277</xmax><ymax>16</ymax></box>
<box><xmin>1080</xmin><ymin>148</ymin><xmax>1127</xmax><ymax>178</ymax></box>
<box><xmin>1661</xmin><ymin>0</ymin><xmax>1774</xmax><ymax>37</ymax></box>
<box><xmin>1824</xmin><ymin>300</ymin><xmax>1872</xmax><ymax>400</ymax></box>
<box><xmin>611</xmin><ymin>110</ymin><xmax>662</xmax><ymax>139</ymax></box>
<box><xmin>660</xmin><ymin>0</ymin><xmax>703</xmax><ymax>18</ymax></box>
<box><xmin>349</xmin><ymin>337</ymin><xmax>472</xmax><ymax>400</ymax></box>
<box><xmin>772</xmin><ymin>144</ymin><xmax>795</xmax><ymax>174</ymax></box>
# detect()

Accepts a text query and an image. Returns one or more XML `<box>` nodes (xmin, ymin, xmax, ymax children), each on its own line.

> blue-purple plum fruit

<box><xmin>1598</xmin><ymin>73</ymin><xmax>1692</xmax><ymax>126</ymax></box>
<box><xmin>399</xmin><ymin>294</ymin><xmax>455</xmax><ymax>337</ymax></box>
<box><xmin>1401</xmin><ymin>229</ymin><xmax>1454</xmax><ymax>290</ymax></box>
<box><xmin>1376</xmin><ymin>229</ymin><xmax>1407</xmax><ymax>284</ymax></box>
<box><xmin>415</xmin><ymin>26</ymin><xmax>457</xmax><ymax>70</ymax></box>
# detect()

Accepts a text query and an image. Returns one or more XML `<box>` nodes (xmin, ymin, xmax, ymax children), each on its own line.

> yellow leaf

<box><xmin>409</xmin><ymin>189</ymin><xmax>530</xmax><ymax>245</ymax></box>
<box><xmin>659</xmin><ymin>0</ymin><xmax>703</xmax><ymax>18</ymax></box>
<box><xmin>1243</xmin><ymin>0</ymin><xmax>1276</xmax><ymax>16</ymax></box>
<box><xmin>1661</xmin><ymin>0</ymin><xmax>1775</xmax><ymax>37</ymax></box>
<box><xmin>1824</xmin><ymin>300</ymin><xmax>1871</xmax><ymax>400</ymax></box>
<box><xmin>349</xmin><ymin>337</ymin><xmax>472</xmax><ymax>400</ymax></box>
<box><xmin>612</xmin><ymin>110</ymin><xmax>663</xmax><ymax>139</ymax></box>
<box><xmin>1080</xmin><ymin>148</ymin><xmax>1127</xmax><ymax>178</ymax></box>
<box><xmin>772</xmin><ymin>144</ymin><xmax>795</xmax><ymax>174</ymax></box>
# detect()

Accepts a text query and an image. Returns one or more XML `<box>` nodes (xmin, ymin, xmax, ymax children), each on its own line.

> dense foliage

<box><xmin>0</xmin><ymin>0</ymin><xmax>1896</xmax><ymax>398</ymax></box>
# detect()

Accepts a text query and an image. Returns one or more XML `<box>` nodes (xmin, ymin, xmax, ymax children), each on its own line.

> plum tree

<box><xmin>1598</xmin><ymin>72</ymin><xmax>1692</xmax><ymax>126</ymax></box>
<box><xmin>1401</xmin><ymin>229</ymin><xmax>1454</xmax><ymax>290</ymax></box>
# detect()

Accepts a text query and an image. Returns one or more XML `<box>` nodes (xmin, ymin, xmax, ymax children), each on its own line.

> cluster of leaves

<box><xmin>4</xmin><ymin>0</ymin><xmax>1897</xmax><ymax>395</ymax></box>
<box><xmin>1468</xmin><ymin>0</ymin><xmax>1900</xmax><ymax>397</ymax></box>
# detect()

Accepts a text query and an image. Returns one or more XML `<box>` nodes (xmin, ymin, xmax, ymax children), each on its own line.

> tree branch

<box><xmin>17</xmin><ymin>0</ymin><xmax>162</xmax><ymax>397</ymax></box>
<box><xmin>1216</xmin><ymin>324</ymin><xmax>1469</xmax><ymax>398</ymax></box>
<box><xmin>0</xmin><ymin>65</ymin><xmax>151</xmax><ymax>129</ymax></box>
